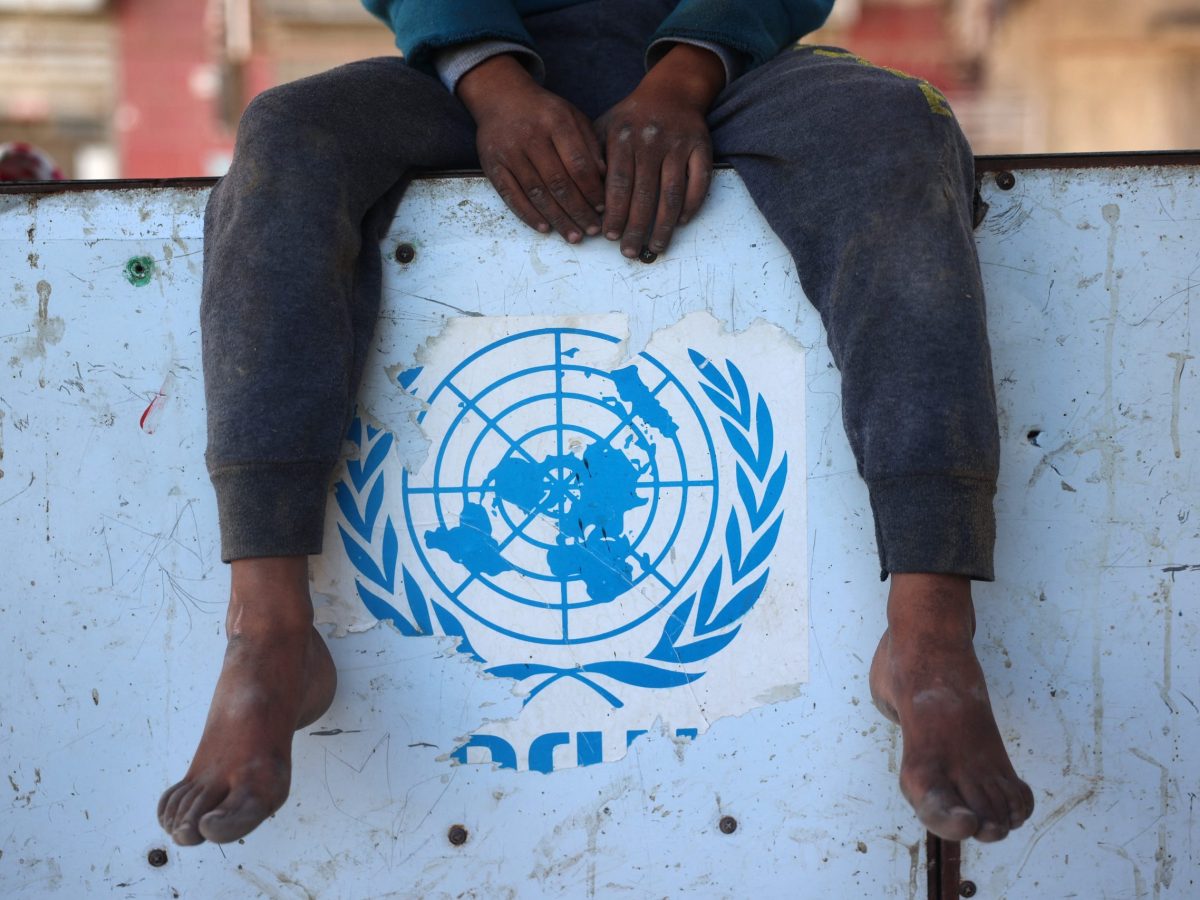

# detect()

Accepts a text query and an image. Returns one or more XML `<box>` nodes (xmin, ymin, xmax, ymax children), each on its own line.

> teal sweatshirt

<box><xmin>360</xmin><ymin>0</ymin><xmax>836</xmax><ymax>77</ymax></box>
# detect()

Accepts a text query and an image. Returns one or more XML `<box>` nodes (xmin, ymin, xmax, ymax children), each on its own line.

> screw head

<box><xmin>995</xmin><ymin>171</ymin><xmax>1016</xmax><ymax>191</ymax></box>
<box><xmin>958</xmin><ymin>880</ymin><xmax>978</xmax><ymax>897</ymax></box>
<box><xmin>638</xmin><ymin>248</ymin><xmax>658</xmax><ymax>264</ymax></box>
<box><xmin>395</xmin><ymin>242</ymin><xmax>416</xmax><ymax>264</ymax></box>
<box><xmin>447</xmin><ymin>824</ymin><xmax>469</xmax><ymax>846</ymax></box>
<box><xmin>147</xmin><ymin>848</ymin><xmax>168</xmax><ymax>867</ymax></box>
<box><xmin>124</xmin><ymin>256</ymin><xmax>155</xmax><ymax>286</ymax></box>
<box><xmin>718</xmin><ymin>815</ymin><xmax>738</xmax><ymax>834</ymax></box>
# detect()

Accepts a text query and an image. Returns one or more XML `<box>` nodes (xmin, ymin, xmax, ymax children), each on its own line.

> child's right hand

<box><xmin>458</xmin><ymin>54</ymin><xmax>606</xmax><ymax>243</ymax></box>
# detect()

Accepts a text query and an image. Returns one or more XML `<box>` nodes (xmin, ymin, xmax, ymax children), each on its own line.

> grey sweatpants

<box><xmin>201</xmin><ymin>0</ymin><xmax>999</xmax><ymax>580</ymax></box>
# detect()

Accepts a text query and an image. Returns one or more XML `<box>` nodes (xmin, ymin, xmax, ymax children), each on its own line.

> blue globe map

<box><xmin>401</xmin><ymin>327</ymin><xmax>718</xmax><ymax>645</ymax></box>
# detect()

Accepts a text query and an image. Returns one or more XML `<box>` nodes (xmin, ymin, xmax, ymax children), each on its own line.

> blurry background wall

<box><xmin>1</xmin><ymin>0</ymin><xmax>1198</xmax><ymax>178</ymax></box>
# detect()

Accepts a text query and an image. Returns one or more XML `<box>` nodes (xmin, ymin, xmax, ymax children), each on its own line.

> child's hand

<box><xmin>594</xmin><ymin>43</ymin><xmax>724</xmax><ymax>258</ymax></box>
<box><xmin>459</xmin><ymin>54</ymin><xmax>606</xmax><ymax>243</ymax></box>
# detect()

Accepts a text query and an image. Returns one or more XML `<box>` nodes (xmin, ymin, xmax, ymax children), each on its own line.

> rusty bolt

<box><xmin>447</xmin><ymin>824</ymin><xmax>469</xmax><ymax>846</ymax></box>
<box><xmin>995</xmin><ymin>171</ymin><xmax>1016</xmax><ymax>191</ymax></box>
<box><xmin>958</xmin><ymin>880</ymin><xmax>977</xmax><ymax>897</ymax></box>
<box><xmin>395</xmin><ymin>242</ymin><xmax>416</xmax><ymax>264</ymax></box>
<box><xmin>638</xmin><ymin>248</ymin><xmax>658</xmax><ymax>264</ymax></box>
<box><xmin>147</xmin><ymin>848</ymin><xmax>168</xmax><ymax>867</ymax></box>
<box><xmin>718</xmin><ymin>815</ymin><xmax>738</xmax><ymax>834</ymax></box>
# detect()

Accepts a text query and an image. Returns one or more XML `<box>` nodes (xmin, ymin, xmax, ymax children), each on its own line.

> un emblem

<box><xmin>334</xmin><ymin>317</ymin><xmax>796</xmax><ymax>767</ymax></box>
<box><xmin>405</xmin><ymin>327</ymin><xmax>718</xmax><ymax>645</ymax></box>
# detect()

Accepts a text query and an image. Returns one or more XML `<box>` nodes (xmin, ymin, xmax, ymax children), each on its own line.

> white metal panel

<box><xmin>963</xmin><ymin>168</ymin><xmax>1199</xmax><ymax>899</ymax></box>
<box><xmin>0</xmin><ymin>166</ymin><xmax>1196</xmax><ymax>898</ymax></box>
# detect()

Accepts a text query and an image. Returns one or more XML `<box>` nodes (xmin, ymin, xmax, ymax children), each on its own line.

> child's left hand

<box><xmin>594</xmin><ymin>43</ymin><xmax>725</xmax><ymax>258</ymax></box>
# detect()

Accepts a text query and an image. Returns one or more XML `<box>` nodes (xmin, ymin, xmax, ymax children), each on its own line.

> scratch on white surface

<box><xmin>1131</xmin><ymin>747</ymin><xmax>1176</xmax><ymax>894</ymax></box>
<box><xmin>1015</xmin><ymin>782</ymin><xmax>1099</xmax><ymax>877</ymax></box>
<box><xmin>0</xmin><ymin>470</ymin><xmax>35</xmax><ymax>508</ymax></box>
<box><xmin>1158</xmin><ymin>578</ymin><xmax>1177</xmax><ymax>719</ymax></box>
<box><xmin>1099</xmin><ymin>841</ymin><xmax>1149</xmax><ymax>900</ymax></box>
<box><xmin>234</xmin><ymin>864</ymin><xmax>291</xmax><ymax>900</ymax></box>
<box><xmin>1166</xmin><ymin>352</ymin><xmax>1193</xmax><ymax>458</ymax></box>
<box><xmin>882</xmin><ymin>833</ymin><xmax>921</xmax><ymax>900</ymax></box>
<box><xmin>1091</xmin><ymin>201</ymin><xmax>1125</xmax><ymax>783</ymax></box>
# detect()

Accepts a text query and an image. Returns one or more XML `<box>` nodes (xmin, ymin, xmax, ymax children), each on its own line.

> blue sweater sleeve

<box><xmin>651</xmin><ymin>0</ymin><xmax>835</xmax><ymax>71</ymax></box>
<box><xmin>360</xmin><ymin>0</ymin><xmax>538</xmax><ymax>76</ymax></box>
<box><xmin>361</xmin><ymin>0</ymin><xmax>836</xmax><ymax>78</ymax></box>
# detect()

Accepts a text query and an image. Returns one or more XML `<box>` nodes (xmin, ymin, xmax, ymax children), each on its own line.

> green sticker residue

<box><xmin>805</xmin><ymin>47</ymin><xmax>954</xmax><ymax>117</ymax></box>
<box><xmin>124</xmin><ymin>256</ymin><xmax>155</xmax><ymax>286</ymax></box>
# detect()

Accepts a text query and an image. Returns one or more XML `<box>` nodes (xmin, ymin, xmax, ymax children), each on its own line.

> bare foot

<box><xmin>157</xmin><ymin>557</ymin><xmax>336</xmax><ymax>845</ymax></box>
<box><xmin>869</xmin><ymin>573</ymin><xmax>1034</xmax><ymax>842</ymax></box>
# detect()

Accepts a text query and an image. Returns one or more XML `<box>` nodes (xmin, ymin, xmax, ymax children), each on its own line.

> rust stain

<box><xmin>12</xmin><ymin>281</ymin><xmax>65</xmax><ymax>362</ymax></box>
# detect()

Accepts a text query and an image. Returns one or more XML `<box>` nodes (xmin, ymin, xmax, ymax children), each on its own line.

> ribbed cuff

<box><xmin>646</xmin><ymin>38</ymin><xmax>742</xmax><ymax>87</ymax></box>
<box><xmin>210</xmin><ymin>461</ymin><xmax>333</xmax><ymax>562</ymax></box>
<box><xmin>434</xmin><ymin>40</ymin><xmax>546</xmax><ymax>94</ymax></box>
<box><xmin>867</xmin><ymin>475</ymin><xmax>997</xmax><ymax>582</ymax></box>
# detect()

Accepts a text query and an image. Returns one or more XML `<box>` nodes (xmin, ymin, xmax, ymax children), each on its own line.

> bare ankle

<box><xmin>886</xmin><ymin>573</ymin><xmax>975</xmax><ymax>643</ymax></box>
<box><xmin>227</xmin><ymin>555</ymin><xmax>314</xmax><ymax>633</ymax></box>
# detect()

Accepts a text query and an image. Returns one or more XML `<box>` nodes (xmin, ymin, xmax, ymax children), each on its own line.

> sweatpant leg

<box><xmin>709</xmin><ymin>46</ymin><xmax>999</xmax><ymax>581</ymax></box>
<box><xmin>201</xmin><ymin>57</ymin><xmax>477</xmax><ymax>562</ymax></box>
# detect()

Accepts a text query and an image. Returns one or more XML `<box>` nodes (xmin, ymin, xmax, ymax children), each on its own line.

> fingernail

<box><xmin>595</xmin><ymin>204</ymin><xmax>605</xmax><ymax>213</ymax></box>
<box><xmin>622</xmin><ymin>247</ymin><xmax>638</xmax><ymax>259</ymax></box>
<box><xmin>567</xmin><ymin>231</ymin><xmax>581</xmax><ymax>243</ymax></box>
<box><xmin>586</xmin><ymin>225</ymin><xmax>601</xmax><ymax>236</ymax></box>
<box><xmin>537</xmin><ymin>223</ymin><xmax>550</xmax><ymax>234</ymax></box>
<box><xmin>605</xmin><ymin>231</ymin><xmax>620</xmax><ymax>241</ymax></box>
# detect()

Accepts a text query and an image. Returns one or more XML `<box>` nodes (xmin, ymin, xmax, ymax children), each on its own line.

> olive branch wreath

<box><xmin>336</xmin><ymin>350</ymin><xmax>787</xmax><ymax>709</ymax></box>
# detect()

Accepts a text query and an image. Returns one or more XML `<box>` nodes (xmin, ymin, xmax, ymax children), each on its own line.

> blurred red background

<box><xmin>2</xmin><ymin>1</ymin><xmax>1198</xmax><ymax>179</ymax></box>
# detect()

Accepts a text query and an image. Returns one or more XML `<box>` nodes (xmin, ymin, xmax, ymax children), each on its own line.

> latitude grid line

<box><xmin>444</xmin><ymin>381</ymin><xmax>539</xmax><ymax>465</ymax></box>
<box><xmin>405</xmin><ymin>477</ymin><xmax>715</xmax><ymax>496</ymax></box>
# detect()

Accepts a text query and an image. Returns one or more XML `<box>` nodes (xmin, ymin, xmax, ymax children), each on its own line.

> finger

<box><xmin>512</xmin><ymin>152</ymin><xmax>582</xmax><ymax>242</ymax></box>
<box><xmin>648</xmin><ymin>153</ymin><xmax>687</xmax><ymax>254</ymax></box>
<box><xmin>592</xmin><ymin>111</ymin><xmax>610</xmax><ymax>153</ymax></box>
<box><xmin>620</xmin><ymin>148</ymin><xmax>662</xmax><ymax>259</ymax></box>
<box><xmin>679</xmin><ymin>141</ymin><xmax>713</xmax><ymax>225</ymax></box>
<box><xmin>486</xmin><ymin>164</ymin><xmax>550</xmax><ymax>234</ymax></box>
<box><xmin>540</xmin><ymin>135</ymin><xmax>602</xmax><ymax>235</ymax></box>
<box><xmin>573</xmin><ymin>107</ymin><xmax>607</xmax><ymax>184</ymax></box>
<box><xmin>603</xmin><ymin>125</ymin><xmax>635</xmax><ymax>241</ymax></box>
